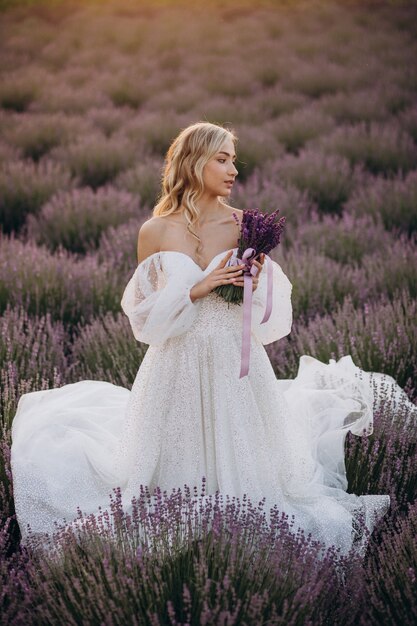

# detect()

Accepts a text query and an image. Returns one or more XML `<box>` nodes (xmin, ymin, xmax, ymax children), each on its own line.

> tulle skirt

<box><xmin>13</xmin><ymin>318</ymin><xmax>410</xmax><ymax>556</ymax></box>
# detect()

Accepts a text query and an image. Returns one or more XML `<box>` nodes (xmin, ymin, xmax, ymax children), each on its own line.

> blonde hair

<box><xmin>153</xmin><ymin>121</ymin><xmax>238</xmax><ymax>263</ymax></box>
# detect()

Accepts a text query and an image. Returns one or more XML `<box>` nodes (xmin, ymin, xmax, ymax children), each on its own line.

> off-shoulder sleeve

<box><xmin>251</xmin><ymin>255</ymin><xmax>293</xmax><ymax>345</ymax></box>
<box><xmin>121</xmin><ymin>254</ymin><xmax>201</xmax><ymax>346</ymax></box>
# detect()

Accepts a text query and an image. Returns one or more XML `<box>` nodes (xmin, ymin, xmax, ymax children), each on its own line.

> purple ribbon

<box><xmin>230</xmin><ymin>248</ymin><xmax>273</xmax><ymax>378</ymax></box>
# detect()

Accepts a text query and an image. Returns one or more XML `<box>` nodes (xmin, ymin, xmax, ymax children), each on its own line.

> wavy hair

<box><xmin>153</xmin><ymin>121</ymin><xmax>238</xmax><ymax>262</ymax></box>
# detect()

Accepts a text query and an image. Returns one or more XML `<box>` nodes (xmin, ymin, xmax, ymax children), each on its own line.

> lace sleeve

<box><xmin>251</xmin><ymin>255</ymin><xmax>293</xmax><ymax>345</ymax></box>
<box><xmin>121</xmin><ymin>254</ymin><xmax>201</xmax><ymax>346</ymax></box>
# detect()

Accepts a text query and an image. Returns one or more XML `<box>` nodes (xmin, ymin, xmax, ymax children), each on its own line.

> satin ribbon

<box><xmin>229</xmin><ymin>248</ymin><xmax>273</xmax><ymax>378</ymax></box>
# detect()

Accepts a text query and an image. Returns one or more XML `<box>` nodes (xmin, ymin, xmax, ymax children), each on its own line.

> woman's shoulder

<box><xmin>137</xmin><ymin>217</ymin><xmax>167</xmax><ymax>264</ymax></box>
<box><xmin>138</xmin><ymin>217</ymin><xmax>167</xmax><ymax>241</ymax></box>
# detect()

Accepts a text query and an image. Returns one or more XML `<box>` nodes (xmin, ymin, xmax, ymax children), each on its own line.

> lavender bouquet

<box><xmin>214</xmin><ymin>207</ymin><xmax>286</xmax><ymax>305</ymax></box>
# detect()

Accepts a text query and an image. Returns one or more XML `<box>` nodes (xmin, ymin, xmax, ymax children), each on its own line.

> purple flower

<box><xmin>235</xmin><ymin>207</ymin><xmax>286</xmax><ymax>260</ymax></box>
<box><xmin>214</xmin><ymin>208</ymin><xmax>286</xmax><ymax>304</ymax></box>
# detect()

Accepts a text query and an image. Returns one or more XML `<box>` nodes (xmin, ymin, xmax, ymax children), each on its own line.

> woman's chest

<box><xmin>159</xmin><ymin>211</ymin><xmax>242</xmax><ymax>271</ymax></box>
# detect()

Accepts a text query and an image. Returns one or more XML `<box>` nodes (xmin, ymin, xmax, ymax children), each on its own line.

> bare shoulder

<box><xmin>137</xmin><ymin>216</ymin><xmax>167</xmax><ymax>264</ymax></box>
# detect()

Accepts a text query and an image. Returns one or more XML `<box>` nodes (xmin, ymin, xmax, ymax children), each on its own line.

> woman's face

<box><xmin>202</xmin><ymin>137</ymin><xmax>238</xmax><ymax>198</ymax></box>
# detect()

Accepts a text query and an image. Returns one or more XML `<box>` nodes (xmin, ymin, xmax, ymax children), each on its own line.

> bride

<box><xmin>12</xmin><ymin>121</ymin><xmax>406</xmax><ymax>556</ymax></box>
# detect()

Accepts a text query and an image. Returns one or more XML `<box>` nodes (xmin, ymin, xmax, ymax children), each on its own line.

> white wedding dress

<box><xmin>11</xmin><ymin>247</ymin><xmax>411</xmax><ymax>555</ymax></box>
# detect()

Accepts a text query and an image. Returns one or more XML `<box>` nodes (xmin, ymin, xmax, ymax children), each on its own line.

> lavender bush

<box><xmin>8</xmin><ymin>483</ymin><xmax>364</xmax><ymax>626</ymax></box>
<box><xmin>0</xmin><ymin>306</ymin><xmax>68</xmax><ymax>403</ymax></box>
<box><xmin>360</xmin><ymin>237</ymin><xmax>417</xmax><ymax>301</ymax></box>
<box><xmin>364</xmin><ymin>501</ymin><xmax>417</xmax><ymax>625</ymax></box>
<box><xmin>266</xmin><ymin>106</ymin><xmax>336</xmax><ymax>154</ymax></box>
<box><xmin>398</xmin><ymin>104</ymin><xmax>417</xmax><ymax>143</ymax></box>
<box><xmin>30</xmin><ymin>80</ymin><xmax>111</xmax><ymax>115</ymax></box>
<box><xmin>231</xmin><ymin>170</ymin><xmax>314</xmax><ymax>232</ymax></box>
<box><xmin>308</xmin><ymin>121</ymin><xmax>417</xmax><ymax>176</ymax></box>
<box><xmin>189</xmin><ymin>94</ymin><xmax>255</xmax><ymax>127</ymax></box>
<box><xmin>1</xmin><ymin>112</ymin><xmax>92</xmax><ymax>161</ymax></box>
<box><xmin>264</xmin><ymin>150</ymin><xmax>364</xmax><ymax>215</ymax></box>
<box><xmin>282</xmin><ymin>58</ymin><xmax>355</xmax><ymax>99</ymax></box>
<box><xmin>0</xmin><ymin>159</ymin><xmax>75</xmax><ymax>234</ymax></box>
<box><xmin>114</xmin><ymin>156</ymin><xmax>165</xmax><ymax>209</ymax></box>
<box><xmin>0</xmin><ymin>236</ymin><xmax>122</xmax><ymax>326</ymax></box>
<box><xmin>280</xmin><ymin>235</ymin><xmax>417</xmax><ymax>319</ymax></box>
<box><xmin>0</xmin><ymin>514</ymin><xmax>34</xmax><ymax>625</ymax></box>
<box><xmin>119</xmin><ymin>111</ymin><xmax>190</xmax><ymax>158</ymax></box>
<box><xmin>0</xmin><ymin>139</ymin><xmax>21</xmax><ymax>164</ymax></box>
<box><xmin>250</xmin><ymin>85</ymin><xmax>307</xmax><ymax>120</ymax></box>
<box><xmin>96</xmin><ymin>217</ymin><xmax>146</xmax><ymax>278</ymax></box>
<box><xmin>345</xmin><ymin>169</ymin><xmax>417</xmax><ymax>236</ymax></box>
<box><xmin>68</xmin><ymin>312</ymin><xmax>148</xmax><ymax>388</ymax></box>
<box><xmin>291</xmin><ymin>211</ymin><xmax>392</xmax><ymax>265</ymax></box>
<box><xmin>280</xmin><ymin>247</ymin><xmax>363</xmax><ymax>319</ymax></box>
<box><xmin>268</xmin><ymin>290</ymin><xmax>417</xmax><ymax>400</ymax></box>
<box><xmin>228</xmin><ymin>126</ymin><xmax>285</xmax><ymax>181</ymax></box>
<box><xmin>47</xmin><ymin>132</ymin><xmax>137</xmax><ymax>189</ymax></box>
<box><xmin>317</xmin><ymin>88</ymin><xmax>393</xmax><ymax>125</ymax></box>
<box><xmin>0</xmin><ymin>75</ymin><xmax>39</xmax><ymax>112</ymax></box>
<box><xmin>86</xmin><ymin>105</ymin><xmax>135</xmax><ymax>137</ymax></box>
<box><xmin>104</xmin><ymin>74</ymin><xmax>148</xmax><ymax>110</ymax></box>
<box><xmin>345</xmin><ymin>394</ymin><xmax>417</xmax><ymax>516</ymax></box>
<box><xmin>26</xmin><ymin>186</ymin><xmax>143</xmax><ymax>254</ymax></box>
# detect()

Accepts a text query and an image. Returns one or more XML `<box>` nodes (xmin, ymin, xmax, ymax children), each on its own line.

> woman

<box><xmin>12</xmin><ymin>121</ymin><xmax>406</xmax><ymax>556</ymax></box>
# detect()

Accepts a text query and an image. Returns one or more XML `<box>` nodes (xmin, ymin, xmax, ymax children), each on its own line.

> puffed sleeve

<box><xmin>121</xmin><ymin>253</ymin><xmax>202</xmax><ymax>346</ymax></box>
<box><xmin>251</xmin><ymin>255</ymin><xmax>293</xmax><ymax>345</ymax></box>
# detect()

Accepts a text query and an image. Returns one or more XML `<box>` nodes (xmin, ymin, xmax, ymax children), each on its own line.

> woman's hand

<box><xmin>232</xmin><ymin>253</ymin><xmax>265</xmax><ymax>292</ymax></box>
<box><xmin>189</xmin><ymin>250</ymin><xmax>246</xmax><ymax>302</ymax></box>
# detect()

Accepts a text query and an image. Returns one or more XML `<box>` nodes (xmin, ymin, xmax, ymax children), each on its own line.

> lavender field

<box><xmin>1</xmin><ymin>0</ymin><xmax>417</xmax><ymax>623</ymax></box>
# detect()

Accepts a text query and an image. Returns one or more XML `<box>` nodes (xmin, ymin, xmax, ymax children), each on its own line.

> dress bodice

<box><xmin>188</xmin><ymin>291</ymin><xmax>245</xmax><ymax>337</ymax></box>
<box><xmin>158</xmin><ymin>249</ymin><xmax>244</xmax><ymax>337</ymax></box>
<box><xmin>158</xmin><ymin>247</ymin><xmax>240</xmax><ymax>280</ymax></box>
<box><xmin>120</xmin><ymin>247</ymin><xmax>293</xmax><ymax>348</ymax></box>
